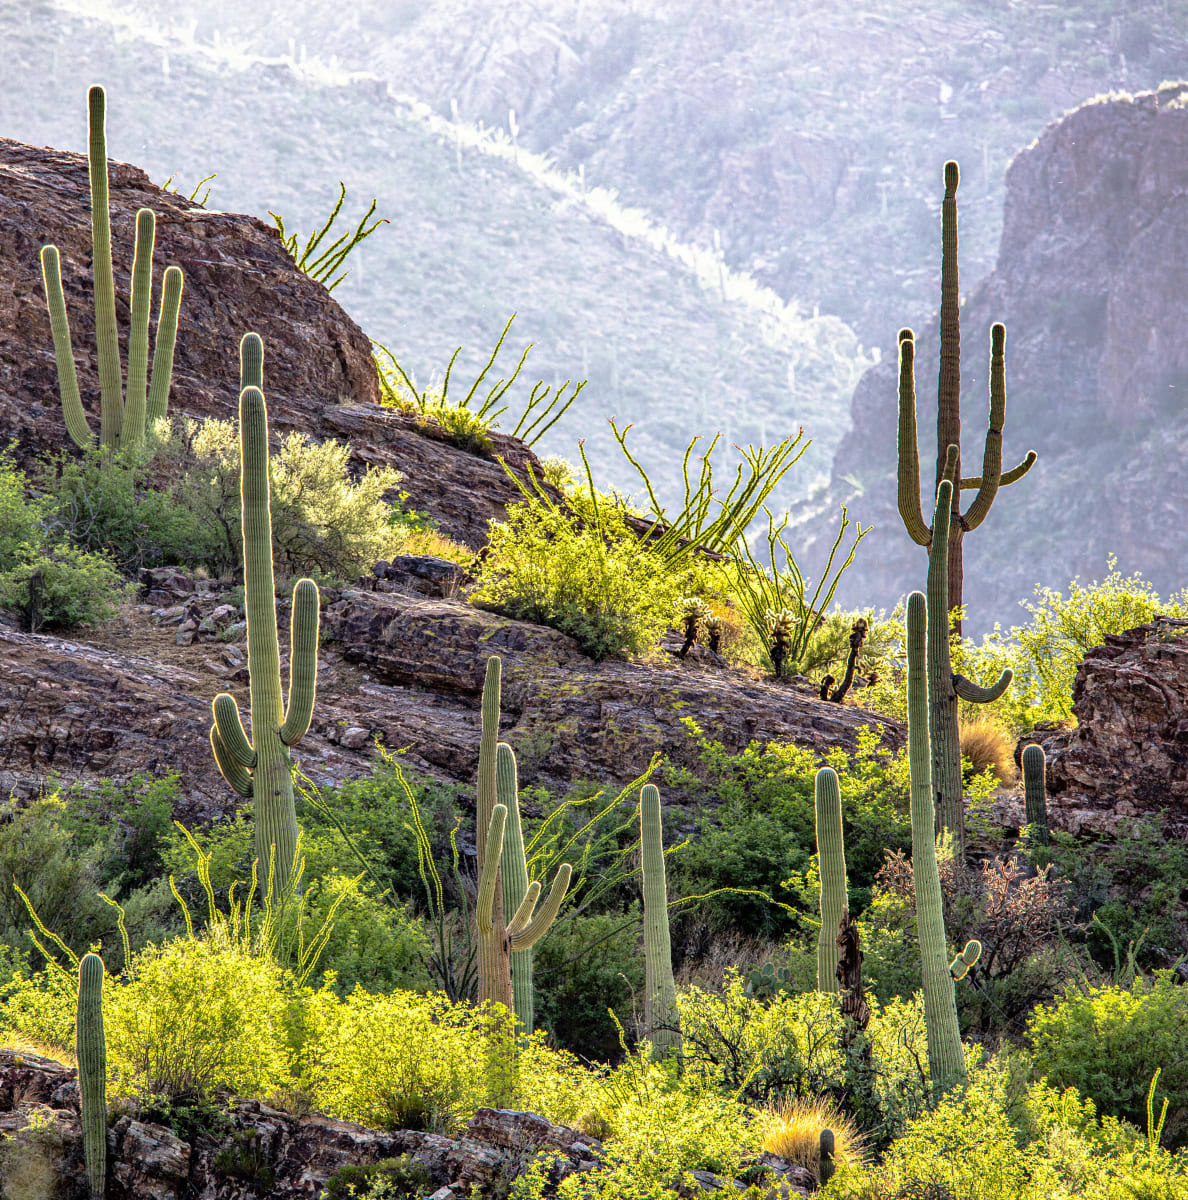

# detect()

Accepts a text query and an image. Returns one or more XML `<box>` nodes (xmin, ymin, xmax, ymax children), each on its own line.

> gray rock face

<box><xmin>797</xmin><ymin>83</ymin><xmax>1188</xmax><ymax>638</ymax></box>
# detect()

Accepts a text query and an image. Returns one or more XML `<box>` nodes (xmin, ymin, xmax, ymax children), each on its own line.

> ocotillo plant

<box><xmin>906</xmin><ymin>588</ymin><xmax>979</xmax><ymax>1095</ymax></box>
<box><xmin>210</xmin><ymin>346</ymin><xmax>320</xmax><ymax>897</ymax></box>
<box><xmin>475</xmin><ymin>657</ymin><xmax>572</xmax><ymax>1015</ymax></box>
<box><xmin>923</xmin><ymin>458</ymin><xmax>1012</xmax><ymax>857</ymax></box>
<box><xmin>40</xmin><ymin>85</ymin><xmax>184</xmax><ymax>450</ymax></box>
<box><xmin>896</xmin><ymin>160</ymin><xmax>1036</xmax><ymax>639</ymax></box>
<box><xmin>76</xmin><ymin>952</ymin><xmax>107</xmax><ymax>1200</ymax></box>
<box><xmin>640</xmin><ymin>782</ymin><xmax>680</xmax><ymax>1057</ymax></box>
<box><xmin>1022</xmin><ymin>742</ymin><xmax>1051</xmax><ymax>864</ymax></box>
<box><xmin>814</xmin><ymin>766</ymin><xmax>847</xmax><ymax>994</ymax></box>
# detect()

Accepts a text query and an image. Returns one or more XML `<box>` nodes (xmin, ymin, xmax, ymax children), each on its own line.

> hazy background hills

<box><xmin>4</xmin><ymin>0</ymin><xmax>1188</xmax><ymax>635</ymax></box>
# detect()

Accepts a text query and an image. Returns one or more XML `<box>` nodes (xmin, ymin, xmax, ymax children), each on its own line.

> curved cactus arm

<box><xmin>87</xmin><ymin>85</ymin><xmax>123</xmax><ymax>449</ymax></box>
<box><xmin>953</xmin><ymin>670</ymin><xmax>1013</xmax><ymax>703</ymax></box>
<box><xmin>146</xmin><ymin>265</ymin><xmax>184</xmax><ymax>427</ymax></box>
<box><xmin>507</xmin><ymin>880</ymin><xmax>542</xmax><ymax>938</ymax></box>
<box><xmin>239</xmin><ymin>331</ymin><xmax>264</xmax><ymax>392</ymax></box>
<box><xmin>211</xmin><ymin>726</ymin><xmax>253</xmax><ymax>796</ymax></box>
<box><xmin>213</xmin><ymin>693</ymin><xmax>256</xmax><ymax>767</ymax></box>
<box><xmin>122</xmin><ymin>208</ymin><xmax>156</xmax><ymax>446</ymax></box>
<box><xmin>76</xmin><ymin>951</ymin><xmax>107</xmax><ymax>1200</ymax></box>
<box><xmin>280</xmin><ymin>578</ymin><xmax>320</xmax><ymax>746</ymax></box>
<box><xmin>476</xmin><ymin>803</ymin><xmax>507</xmax><ymax>936</ymax></box>
<box><xmin>497</xmin><ymin>741</ymin><xmax>529</xmax><ymax>926</ymax></box>
<box><xmin>962</xmin><ymin>324</ymin><xmax>1006</xmax><ymax>531</ymax></box>
<box><xmin>40</xmin><ymin>245</ymin><xmax>94</xmax><ymax>449</ymax></box>
<box><xmin>960</xmin><ymin>451</ymin><xmax>1037</xmax><ymax>490</ymax></box>
<box><xmin>896</xmin><ymin>329</ymin><xmax>931</xmax><ymax>546</ymax></box>
<box><xmin>509</xmin><ymin>863</ymin><xmax>573</xmax><ymax>951</ymax></box>
<box><xmin>950</xmin><ymin>939</ymin><xmax>982</xmax><ymax>980</ymax></box>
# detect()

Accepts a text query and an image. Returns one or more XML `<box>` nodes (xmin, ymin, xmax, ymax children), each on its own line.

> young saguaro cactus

<box><xmin>210</xmin><ymin>335</ymin><xmax>320</xmax><ymax>897</ymax></box>
<box><xmin>814</xmin><ymin>766</ymin><xmax>847</xmax><ymax>994</ymax></box>
<box><xmin>1022</xmin><ymin>743</ymin><xmax>1050</xmax><ymax>847</ymax></box>
<box><xmin>497</xmin><ymin>740</ymin><xmax>537</xmax><ymax>1032</ymax></box>
<box><xmin>40</xmin><ymin>85</ymin><xmax>184</xmax><ymax>451</ymax></box>
<box><xmin>76</xmin><ymin>952</ymin><xmax>107</xmax><ymax>1200</ymax></box>
<box><xmin>641</xmin><ymin>782</ymin><xmax>680</xmax><ymax>1057</ymax></box>
<box><xmin>475</xmin><ymin>657</ymin><xmax>572</xmax><ymax>1016</ymax></box>
<box><xmin>897</xmin><ymin>161</ymin><xmax>1036</xmax><ymax>639</ymax></box>
<box><xmin>906</xmin><ymin>587</ymin><xmax>969</xmax><ymax>1096</ymax></box>
<box><xmin>922</xmin><ymin>455</ymin><xmax>1013</xmax><ymax>858</ymax></box>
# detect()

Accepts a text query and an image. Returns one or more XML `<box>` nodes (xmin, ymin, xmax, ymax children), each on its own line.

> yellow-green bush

<box><xmin>106</xmin><ymin>934</ymin><xmax>291</xmax><ymax>1102</ymax></box>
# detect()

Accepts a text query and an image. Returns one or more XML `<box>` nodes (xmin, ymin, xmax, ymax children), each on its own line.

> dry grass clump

<box><xmin>759</xmin><ymin>1096</ymin><xmax>865</xmax><ymax>1181</ymax></box>
<box><xmin>400</xmin><ymin>528</ymin><xmax>474</xmax><ymax>567</ymax></box>
<box><xmin>959</xmin><ymin>716</ymin><xmax>1017</xmax><ymax>785</ymax></box>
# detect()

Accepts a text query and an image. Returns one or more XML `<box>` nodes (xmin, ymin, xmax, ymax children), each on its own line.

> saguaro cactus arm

<box><xmin>476</xmin><ymin>803</ymin><xmax>508</xmax><ymax>936</ymax></box>
<box><xmin>509</xmin><ymin>863</ymin><xmax>573</xmax><ymax>951</ymax></box>
<box><xmin>122</xmin><ymin>207</ymin><xmax>156</xmax><ymax>446</ymax></box>
<box><xmin>280</xmin><ymin>578</ymin><xmax>321</xmax><ymax>745</ymax></box>
<box><xmin>896</xmin><ymin>329</ymin><xmax>931</xmax><ymax>547</ymax></box>
<box><xmin>211</xmin><ymin>726</ymin><xmax>253</xmax><ymax>797</ymax></box>
<box><xmin>39</xmin><ymin>245</ymin><xmax>93</xmax><ymax>449</ymax></box>
<box><xmin>212</xmin><ymin>693</ymin><xmax>256</xmax><ymax>768</ymax></box>
<box><xmin>146</xmin><ymin>265</ymin><xmax>184</xmax><ymax>427</ymax></box>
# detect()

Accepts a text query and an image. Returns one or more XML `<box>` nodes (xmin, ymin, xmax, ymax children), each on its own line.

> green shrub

<box><xmin>470</xmin><ymin>496</ymin><xmax>685</xmax><ymax>659</ymax></box>
<box><xmin>1028</xmin><ymin>972</ymin><xmax>1188</xmax><ymax>1149</ymax></box>
<box><xmin>0</xmin><ymin>447</ymin><xmax>52</xmax><ymax>565</ymax></box>
<box><xmin>0</xmin><ymin>960</ymin><xmax>79</xmax><ymax>1053</ymax></box>
<box><xmin>0</xmin><ymin>540</ymin><xmax>128</xmax><ymax>630</ymax></box>
<box><xmin>107</xmin><ymin>935</ymin><xmax>291</xmax><ymax>1103</ymax></box>
<box><xmin>181</xmin><ymin>417</ymin><xmax>407</xmax><ymax>579</ymax></box>
<box><xmin>322</xmin><ymin>1155</ymin><xmax>433</xmax><ymax>1200</ymax></box>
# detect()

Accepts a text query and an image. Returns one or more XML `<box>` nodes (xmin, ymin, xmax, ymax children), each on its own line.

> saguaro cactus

<box><xmin>919</xmin><ymin>458</ymin><xmax>1013</xmax><ymax>857</ymax></box>
<box><xmin>497</xmin><ymin>740</ymin><xmax>535</xmax><ymax>1031</ymax></box>
<box><xmin>40</xmin><ymin>85</ymin><xmax>184</xmax><ymax>450</ymax></box>
<box><xmin>210</xmin><ymin>337</ymin><xmax>319</xmax><ymax>897</ymax></box>
<box><xmin>906</xmin><ymin>588</ymin><xmax>976</xmax><ymax>1095</ymax></box>
<box><xmin>641</xmin><ymin>782</ymin><xmax>680</xmax><ymax>1056</ymax></box>
<box><xmin>814</xmin><ymin>766</ymin><xmax>847</xmax><ymax>994</ymax></box>
<box><xmin>475</xmin><ymin>657</ymin><xmax>572</xmax><ymax>1016</ymax></box>
<box><xmin>76</xmin><ymin>952</ymin><xmax>107</xmax><ymax>1200</ymax></box>
<box><xmin>1021</xmin><ymin>743</ymin><xmax>1050</xmax><ymax>846</ymax></box>
<box><xmin>897</xmin><ymin>160</ymin><xmax>1035</xmax><ymax>638</ymax></box>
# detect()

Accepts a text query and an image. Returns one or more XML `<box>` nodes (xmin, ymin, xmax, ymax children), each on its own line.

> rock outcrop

<box><xmin>0</xmin><ymin>1050</ymin><xmax>815</xmax><ymax>1200</ymax></box>
<box><xmin>0</xmin><ymin>567</ymin><xmax>902</xmax><ymax>831</ymax></box>
<box><xmin>0</xmin><ymin>135</ymin><xmax>542</xmax><ymax>549</ymax></box>
<box><xmin>797</xmin><ymin>83</ymin><xmax>1188</xmax><ymax>638</ymax></box>
<box><xmin>1017</xmin><ymin>616</ymin><xmax>1188</xmax><ymax>838</ymax></box>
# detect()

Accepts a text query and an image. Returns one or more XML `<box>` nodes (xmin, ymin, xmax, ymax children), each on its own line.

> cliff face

<box><xmin>797</xmin><ymin>83</ymin><xmax>1188</xmax><ymax>638</ymax></box>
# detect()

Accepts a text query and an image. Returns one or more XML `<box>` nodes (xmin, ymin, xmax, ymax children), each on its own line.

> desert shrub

<box><xmin>323</xmin><ymin>1155</ymin><xmax>433</xmax><ymax>1200</ymax></box>
<box><xmin>0</xmin><ymin>447</ymin><xmax>52</xmax><ymax>563</ymax></box>
<box><xmin>296</xmin><ymin>984</ymin><xmax>495</xmax><ymax>1133</ymax></box>
<box><xmin>106</xmin><ymin>934</ymin><xmax>292</xmax><ymax>1102</ymax></box>
<box><xmin>470</xmin><ymin>495</ymin><xmax>685</xmax><ymax>659</ymax></box>
<box><xmin>760</xmin><ymin>1096</ymin><xmax>864</xmax><ymax>1180</ymax></box>
<box><xmin>797</xmin><ymin>606</ymin><xmax>902</xmax><ymax>689</ymax></box>
<box><xmin>1028</xmin><ymin>972</ymin><xmax>1188</xmax><ymax>1149</ymax></box>
<box><xmin>666</xmin><ymin>722</ymin><xmax>911</xmax><ymax>939</ymax></box>
<box><xmin>179</xmin><ymin>417</ymin><xmax>408</xmax><ymax>579</ymax></box>
<box><xmin>36</xmin><ymin>437</ymin><xmax>220</xmax><ymax>572</ymax></box>
<box><xmin>0</xmin><ymin>960</ymin><xmax>80</xmax><ymax>1052</ymax></box>
<box><xmin>958</xmin><ymin>715</ymin><xmax>1017</xmax><ymax>784</ymax></box>
<box><xmin>0</xmin><ymin>540</ymin><xmax>128</xmax><ymax>630</ymax></box>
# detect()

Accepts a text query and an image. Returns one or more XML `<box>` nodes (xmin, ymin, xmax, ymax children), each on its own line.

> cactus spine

<box><xmin>210</xmin><ymin>334</ymin><xmax>319</xmax><ymax>897</ymax></box>
<box><xmin>641</xmin><ymin>782</ymin><xmax>680</xmax><ymax>1056</ymax></box>
<box><xmin>40</xmin><ymin>85</ymin><xmax>183</xmax><ymax>450</ymax></box>
<box><xmin>906</xmin><ymin>587</ymin><xmax>967</xmax><ymax>1095</ymax></box>
<box><xmin>475</xmin><ymin>657</ymin><xmax>572</xmax><ymax>1016</ymax></box>
<box><xmin>76</xmin><ymin>952</ymin><xmax>107</xmax><ymax>1200</ymax></box>
<box><xmin>814</xmin><ymin>766</ymin><xmax>847</xmax><ymax>994</ymax></box>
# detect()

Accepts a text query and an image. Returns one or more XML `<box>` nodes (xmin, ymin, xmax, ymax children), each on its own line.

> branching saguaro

<box><xmin>896</xmin><ymin>159</ymin><xmax>1036</xmax><ymax>639</ymax></box>
<box><xmin>40</xmin><ymin>85</ymin><xmax>183</xmax><ymax>451</ymax></box>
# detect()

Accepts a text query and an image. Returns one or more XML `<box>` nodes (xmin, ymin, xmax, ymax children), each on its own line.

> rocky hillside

<box><xmin>0</xmin><ymin>133</ymin><xmax>900</xmax><ymax>829</ymax></box>
<box><xmin>796</xmin><ymin>82</ymin><xmax>1188</xmax><ymax>637</ymax></box>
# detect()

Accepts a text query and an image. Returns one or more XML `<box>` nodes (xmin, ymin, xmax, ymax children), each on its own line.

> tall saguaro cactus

<box><xmin>40</xmin><ymin>85</ymin><xmax>184</xmax><ymax>451</ymax></box>
<box><xmin>924</xmin><ymin>461</ymin><xmax>1013</xmax><ymax>856</ymax></box>
<box><xmin>906</xmin><ymin>589</ymin><xmax>981</xmax><ymax>1096</ymax></box>
<box><xmin>76</xmin><ymin>952</ymin><xmax>107</xmax><ymax>1200</ymax></box>
<box><xmin>814</xmin><ymin>766</ymin><xmax>847</xmax><ymax>994</ymax></box>
<box><xmin>641</xmin><ymin>782</ymin><xmax>680</xmax><ymax>1056</ymax></box>
<box><xmin>210</xmin><ymin>337</ymin><xmax>320</xmax><ymax>897</ymax></box>
<box><xmin>897</xmin><ymin>160</ymin><xmax>1036</xmax><ymax>639</ymax></box>
<box><xmin>475</xmin><ymin>657</ymin><xmax>572</xmax><ymax>1016</ymax></box>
